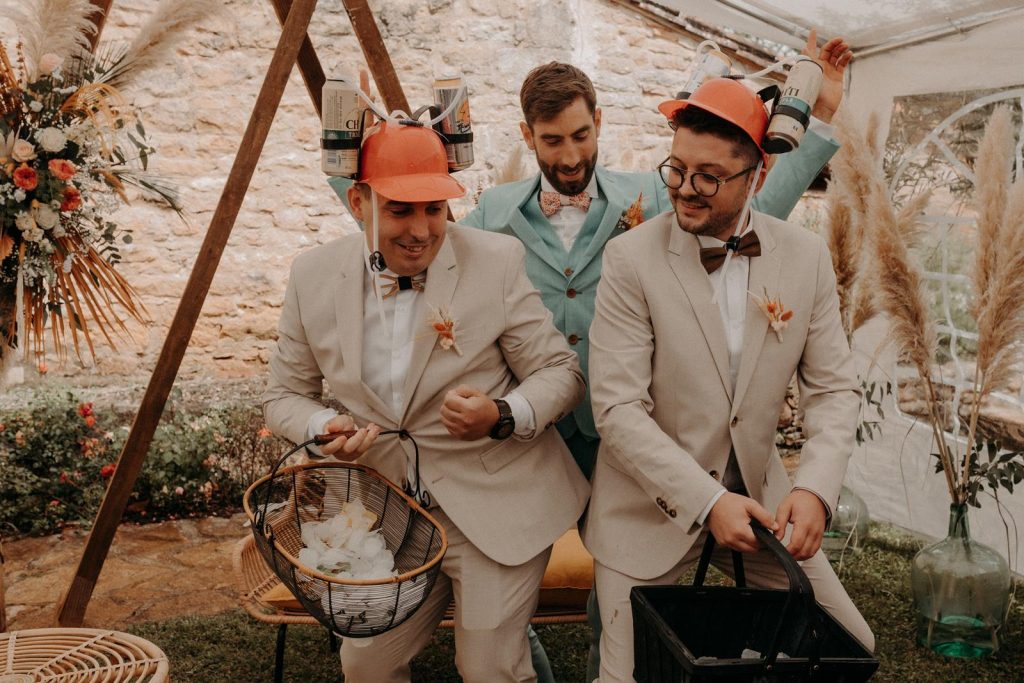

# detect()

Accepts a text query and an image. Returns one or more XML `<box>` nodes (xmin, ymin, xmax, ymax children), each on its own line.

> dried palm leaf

<box><xmin>971</xmin><ymin>106</ymin><xmax>1014</xmax><ymax>317</ymax></box>
<box><xmin>0</xmin><ymin>0</ymin><xmax>97</xmax><ymax>79</ymax></box>
<box><xmin>97</xmin><ymin>0</ymin><xmax>223</xmax><ymax>90</ymax></box>
<box><xmin>493</xmin><ymin>143</ymin><xmax>529</xmax><ymax>186</ymax></box>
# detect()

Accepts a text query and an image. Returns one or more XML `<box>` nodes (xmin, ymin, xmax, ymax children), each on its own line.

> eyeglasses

<box><xmin>657</xmin><ymin>158</ymin><xmax>758</xmax><ymax>198</ymax></box>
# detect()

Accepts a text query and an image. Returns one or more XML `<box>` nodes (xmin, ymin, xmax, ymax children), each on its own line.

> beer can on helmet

<box><xmin>676</xmin><ymin>47</ymin><xmax>732</xmax><ymax>100</ymax></box>
<box><xmin>432</xmin><ymin>74</ymin><xmax>474</xmax><ymax>172</ymax></box>
<box><xmin>321</xmin><ymin>77</ymin><xmax>363</xmax><ymax>177</ymax></box>
<box><xmin>764</xmin><ymin>56</ymin><xmax>823</xmax><ymax>154</ymax></box>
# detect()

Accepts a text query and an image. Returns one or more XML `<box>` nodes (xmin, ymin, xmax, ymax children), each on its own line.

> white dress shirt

<box><xmin>696</xmin><ymin>221</ymin><xmax>753</xmax><ymax>524</ymax></box>
<box><xmin>306</xmin><ymin>265</ymin><xmax>537</xmax><ymax>490</ymax></box>
<box><xmin>539</xmin><ymin>173</ymin><xmax>599</xmax><ymax>252</ymax></box>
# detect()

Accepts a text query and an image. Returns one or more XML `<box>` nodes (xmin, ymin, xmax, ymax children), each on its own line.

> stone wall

<box><xmin>4</xmin><ymin>0</ymin><xmax>702</xmax><ymax>384</ymax></box>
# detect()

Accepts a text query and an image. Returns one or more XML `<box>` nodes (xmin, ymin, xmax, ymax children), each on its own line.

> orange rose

<box><xmin>13</xmin><ymin>163</ymin><xmax>38</xmax><ymax>191</ymax></box>
<box><xmin>85</xmin><ymin>415</ymin><xmax>96</xmax><ymax>428</ymax></box>
<box><xmin>100</xmin><ymin>463</ymin><xmax>116</xmax><ymax>478</ymax></box>
<box><xmin>48</xmin><ymin>159</ymin><xmax>76</xmax><ymax>181</ymax></box>
<box><xmin>61</xmin><ymin>186</ymin><xmax>82</xmax><ymax>212</ymax></box>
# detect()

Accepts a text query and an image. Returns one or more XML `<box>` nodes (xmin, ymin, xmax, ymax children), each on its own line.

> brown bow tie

<box><xmin>699</xmin><ymin>231</ymin><xmax>761</xmax><ymax>274</ymax></box>
<box><xmin>379</xmin><ymin>272</ymin><xmax>426</xmax><ymax>298</ymax></box>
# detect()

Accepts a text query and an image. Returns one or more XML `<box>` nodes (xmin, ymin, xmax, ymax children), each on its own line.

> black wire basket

<box><xmin>631</xmin><ymin>521</ymin><xmax>878</xmax><ymax>682</ymax></box>
<box><xmin>243</xmin><ymin>430</ymin><xmax>447</xmax><ymax>638</ymax></box>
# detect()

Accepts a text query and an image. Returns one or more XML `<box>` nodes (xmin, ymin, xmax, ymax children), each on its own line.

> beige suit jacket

<box><xmin>583</xmin><ymin>210</ymin><xmax>859</xmax><ymax>580</ymax></box>
<box><xmin>264</xmin><ymin>225</ymin><xmax>590</xmax><ymax>567</ymax></box>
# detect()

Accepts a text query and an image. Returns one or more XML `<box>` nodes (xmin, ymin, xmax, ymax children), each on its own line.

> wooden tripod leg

<box><xmin>55</xmin><ymin>0</ymin><xmax>322</xmax><ymax>627</ymax></box>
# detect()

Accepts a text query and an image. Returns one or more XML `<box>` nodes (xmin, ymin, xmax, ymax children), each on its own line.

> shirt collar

<box><xmin>696</xmin><ymin>216</ymin><xmax>754</xmax><ymax>248</ymax></box>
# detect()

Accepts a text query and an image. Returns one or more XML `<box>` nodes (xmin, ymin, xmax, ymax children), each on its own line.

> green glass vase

<box><xmin>911</xmin><ymin>503</ymin><xmax>1010</xmax><ymax>658</ymax></box>
<box><xmin>822</xmin><ymin>485</ymin><xmax>870</xmax><ymax>560</ymax></box>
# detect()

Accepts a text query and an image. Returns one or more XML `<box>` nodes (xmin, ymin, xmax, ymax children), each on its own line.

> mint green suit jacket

<box><xmin>327</xmin><ymin>130</ymin><xmax>839</xmax><ymax>442</ymax></box>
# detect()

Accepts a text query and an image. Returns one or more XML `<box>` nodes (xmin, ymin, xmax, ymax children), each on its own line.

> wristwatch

<box><xmin>489</xmin><ymin>399</ymin><xmax>515</xmax><ymax>440</ymax></box>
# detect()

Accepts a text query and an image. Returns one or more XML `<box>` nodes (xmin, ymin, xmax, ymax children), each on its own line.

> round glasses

<box><xmin>657</xmin><ymin>159</ymin><xmax>758</xmax><ymax>198</ymax></box>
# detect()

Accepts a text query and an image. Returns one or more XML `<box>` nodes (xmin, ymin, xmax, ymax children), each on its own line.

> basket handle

<box><xmin>693</xmin><ymin>520</ymin><xmax>825</xmax><ymax>673</ymax></box>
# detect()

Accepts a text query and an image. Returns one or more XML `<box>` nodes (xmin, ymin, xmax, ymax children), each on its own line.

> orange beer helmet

<box><xmin>657</xmin><ymin>78</ymin><xmax>770</xmax><ymax>160</ymax></box>
<box><xmin>358</xmin><ymin>120</ymin><xmax>466</xmax><ymax>202</ymax></box>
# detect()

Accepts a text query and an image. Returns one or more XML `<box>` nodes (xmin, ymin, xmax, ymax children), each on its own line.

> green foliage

<box><xmin>0</xmin><ymin>386</ymin><xmax>285</xmax><ymax>538</ymax></box>
<box><xmin>932</xmin><ymin>438</ymin><xmax>1024</xmax><ymax>508</ymax></box>
<box><xmin>856</xmin><ymin>379</ymin><xmax>893</xmax><ymax>445</ymax></box>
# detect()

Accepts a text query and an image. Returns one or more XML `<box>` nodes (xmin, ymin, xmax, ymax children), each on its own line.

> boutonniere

<box><xmin>428</xmin><ymin>305</ymin><xmax>463</xmax><ymax>356</ymax></box>
<box><xmin>750</xmin><ymin>288</ymin><xmax>794</xmax><ymax>342</ymax></box>
<box><xmin>614</xmin><ymin>192</ymin><xmax>645</xmax><ymax>231</ymax></box>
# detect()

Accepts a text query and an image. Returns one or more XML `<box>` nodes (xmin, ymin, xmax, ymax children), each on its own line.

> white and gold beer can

<box><xmin>432</xmin><ymin>74</ymin><xmax>474</xmax><ymax>171</ymax></box>
<box><xmin>321</xmin><ymin>76</ymin><xmax>363</xmax><ymax>177</ymax></box>
<box><xmin>764</xmin><ymin>56</ymin><xmax>823</xmax><ymax>154</ymax></box>
<box><xmin>677</xmin><ymin>47</ymin><xmax>732</xmax><ymax>99</ymax></box>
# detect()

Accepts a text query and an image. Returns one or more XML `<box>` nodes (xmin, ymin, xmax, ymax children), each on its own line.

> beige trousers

<box><xmin>594</xmin><ymin>530</ymin><xmax>875</xmax><ymax>683</ymax></box>
<box><xmin>340</xmin><ymin>506</ymin><xmax>552</xmax><ymax>683</ymax></box>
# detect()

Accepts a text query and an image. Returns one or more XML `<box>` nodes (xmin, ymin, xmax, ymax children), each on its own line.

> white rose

<box><xmin>11</xmin><ymin>138</ymin><xmax>36</xmax><ymax>162</ymax></box>
<box><xmin>34</xmin><ymin>204</ymin><xmax>58</xmax><ymax>229</ymax></box>
<box><xmin>52</xmin><ymin>224</ymin><xmax>66</xmax><ymax>238</ymax></box>
<box><xmin>29</xmin><ymin>100</ymin><xmax>43</xmax><ymax>113</ymax></box>
<box><xmin>14</xmin><ymin>212</ymin><xmax>37</xmax><ymax>233</ymax></box>
<box><xmin>36</xmin><ymin>127</ymin><xmax>66</xmax><ymax>153</ymax></box>
<box><xmin>23</xmin><ymin>227</ymin><xmax>44</xmax><ymax>243</ymax></box>
<box><xmin>38</xmin><ymin>53</ymin><xmax>64</xmax><ymax>76</ymax></box>
<box><xmin>13</xmin><ymin>189</ymin><xmax>26</xmax><ymax>202</ymax></box>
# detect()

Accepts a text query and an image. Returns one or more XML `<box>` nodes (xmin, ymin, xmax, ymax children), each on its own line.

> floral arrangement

<box><xmin>865</xmin><ymin>106</ymin><xmax>1024</xmax><ymax>507</ymax></box>
<box><xmin>615</xmin><ymin>192</ymin><xmax>645</xmax><ymax>231</ymax></box>
<box><xmin>0</xmin><ymin>0</ymin><xmax>220</xmax><ymax>370</ymax></box>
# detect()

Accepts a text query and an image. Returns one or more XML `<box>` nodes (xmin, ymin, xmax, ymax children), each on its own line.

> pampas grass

<box><xmin>867</xmin><ymin>106</ymin><xmax>1024</xmax><ymax>504</ymax></box>
<box><xmin>492</xmin><ymin>143</ymin><xmax>529</xmax><ymax>186</ymax></box>
<box><xmin>97</xmin><ymin>0</ymin><xmax>223</xmax><ymax>90</ymax></box>
<box><xmin>0</xmin><ymin>0</ymin><xmax>96</xmax><ymax>79</ymax></box>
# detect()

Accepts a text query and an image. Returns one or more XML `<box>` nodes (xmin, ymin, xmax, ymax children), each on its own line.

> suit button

<box><xmin>731</xmin><ymin>416</ymin><xmax>739</xmax><ymax>427</ymax></box>
<box><xmin>568</xmin><ymin>334</ymin><xmax>580</xmax><ymax>345</ymax></box>
<box><xmin>567</xmin><ymin>288</ymin><xmax>577</xmax><ymax>298</ymax></box>
<box><xmin>668</xmin><ymin>509</ymin><xmax>677</xmax><ymax>518</ymax></box>
<box><xmin>564</xmin><ymin>267</ymin><xmax>574</xmax><ymax>277</ymax></box>
<box><xmin>656</xmin><ymin>496</ymin><xmax>665</xmax><ymax>507</ymax></box>
<box><xmin>709</xmin><ymin>470</ymin><xmax>720</xmax><ymax>481</ymax></box>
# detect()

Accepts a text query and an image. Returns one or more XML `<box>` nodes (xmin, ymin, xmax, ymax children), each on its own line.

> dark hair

<box><xmin>672</xmin><ymin>106</ymin><xmax>760</xmax><ymax>165</ymax></box>
<box><xmin>520</xmin><ymin>62</ymin><xmax>597</xmax><ymax>128</ymax></box>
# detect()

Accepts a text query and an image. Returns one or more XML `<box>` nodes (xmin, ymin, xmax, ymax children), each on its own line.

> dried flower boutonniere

<box><xmin>428</xmin><ymin>305</ymin><xmax>463</xmax><ymax>356</ymax></box>
<box><xmin>750</xmin><ymin>288</ymin><xmax>794</xmax><ymax>342</ymax></box>
<box><xmin>614</xmin><ymin>192</ymin><xmax>645</xmax><ymax>231</ymax></box>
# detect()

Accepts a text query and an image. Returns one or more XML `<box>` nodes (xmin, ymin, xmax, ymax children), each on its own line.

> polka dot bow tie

<box><xmin>540</xmin><ymin>190</ymin><xmax>592</xmax><ymax>217</ymax></box>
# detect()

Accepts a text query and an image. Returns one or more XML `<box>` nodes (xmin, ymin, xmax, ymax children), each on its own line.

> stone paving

<box><xmin>3</xmin><ymin>513</ymin><xmax>249</xmax><ymax>630</ymax></box>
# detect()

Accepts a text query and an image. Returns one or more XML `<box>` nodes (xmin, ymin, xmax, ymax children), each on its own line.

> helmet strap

<box><xmin>363</xmin><ymin>187</ymin><xmax>388</xmax><ymax>328</ymax></box>
<box><xmin>711</xmin><ymin>158</ymin><xmax>763</xmax><ymax>305</ymax></box>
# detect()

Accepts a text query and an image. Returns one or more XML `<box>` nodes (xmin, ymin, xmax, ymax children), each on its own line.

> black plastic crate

<box><xmin>631</xmin><ymin>522</ymin><xmax>877</xmax><ymax>682</ymax></box>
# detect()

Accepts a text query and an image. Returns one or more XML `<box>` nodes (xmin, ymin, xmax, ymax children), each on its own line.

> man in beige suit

<box><xmin>263</xmin><ymin>121</ymin><xmax>589</xmax><ymax>682</ymax></box>
<box><xmin>584</xmin><ymin>78</ymin><xmax>874</xmax><ymax>682</ymax></box>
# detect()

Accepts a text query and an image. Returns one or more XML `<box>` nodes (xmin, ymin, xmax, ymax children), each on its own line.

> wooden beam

<box><xmin>269</xmin><ymin>0</ymin><xmax>326</xmax><ymax>117</ymax></box>
<box><xmin>87</xmin><ymin>0</ymin><xmax>114</xmax><ymax>52</ymax></box>
<box><xmin>342</xmin><ymin>0</ymin><xmax>411</xmax><ymax>116</ymax></box>
<box><xmin>56</xmin><ymin>0</ymin><xmax>320</xmax><ymax>627</ymax></box>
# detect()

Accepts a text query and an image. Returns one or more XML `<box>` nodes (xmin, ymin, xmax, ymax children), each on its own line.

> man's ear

<box><xmin>347</xmin><ymin>185</ymin><xmax>365</xmax><ymax>221</ymax></box>
<box><xmin>594</xmin><ymin>107</ymin><xmax>602</xmax><ymax>138</ymax></box>
<box><xmin>519</xmin><ymin>121</ymin><xmax>535</xmax><ymax>151</ymax></box>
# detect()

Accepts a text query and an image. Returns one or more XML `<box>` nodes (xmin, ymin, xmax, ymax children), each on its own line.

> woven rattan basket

<box><xmin>243</xmin><ymin>434</ymin><xmax>447</xmax><ymax>638</ymax></box>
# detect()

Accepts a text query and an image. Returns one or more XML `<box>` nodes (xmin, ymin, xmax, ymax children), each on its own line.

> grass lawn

<box><xmin>128</xmin><ymin>525</ymin><xmax>1023</xmax><ymax>682</ymax></box>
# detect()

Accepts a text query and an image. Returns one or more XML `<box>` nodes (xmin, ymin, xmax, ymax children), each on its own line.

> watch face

<box><xmin>495</xmin><ymin>420</ymin><xmax>515</xmax><ymax>439</ymax></box>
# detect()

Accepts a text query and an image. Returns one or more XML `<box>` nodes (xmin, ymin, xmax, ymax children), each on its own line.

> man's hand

<box><xmin>774</xmin><ymin>489</ymin><xmax>828</xmax><ymax>560</ymax></box>
<box><xmin>804</xmin><ymin>28</ymin><xmax>853</xmax><ymax>123</ymax></box>
<box><xmin>707</xmin><ymin>492</ymin><xmax>779</xmax><ymax>553</ymax></box>
<box><xmin>320</xmin><ymin>414</ymin><xmax>381</xmax><ymax>461</ymax></box>
<box><xmin>440</xmin><ymin>385</ymin><xmax>500</xmax><ymax>440</ymax></box>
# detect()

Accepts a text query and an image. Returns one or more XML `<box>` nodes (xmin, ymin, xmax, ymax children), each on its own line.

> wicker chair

<box><xmin>0</xmin><ymin>628</ymin><xmax>170</xmax><ymax>682</ymax></box>
<box><xmin>234</xmin><ymin>530</ymin><xmax>591</xmax><ymax>682</ymax></box>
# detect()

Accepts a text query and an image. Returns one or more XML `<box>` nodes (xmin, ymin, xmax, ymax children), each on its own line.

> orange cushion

<box><xmin>262</xmin><ymin>582</ymin><xmax>304</xmax><ymax>611</ymax></box>
<box><xmin>539</xmin><ymin>529</ymin><xmax>594</xmax><ymax>610</ymax></box>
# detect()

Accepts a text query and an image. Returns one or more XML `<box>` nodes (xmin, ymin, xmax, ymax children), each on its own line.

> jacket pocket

<box><xmin>478</xmin><ymin>437</ymin><xmax>527</xmax><ymax>474</ymax></box>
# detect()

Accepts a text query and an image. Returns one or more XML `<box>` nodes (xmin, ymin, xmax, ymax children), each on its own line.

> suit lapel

<box><xmin>400</xmin><ymin>228</ymin><xmax>458</xmax><ymax>423</ymax></box>
<box><xmin>576</xmin><ymin>166</ymin><xmax>632</xmax><ymax>271</ymax></box>
<box><xmin>501</xmin><ymin>176</ymin><xmax>563</xmax><ymax>273</ymax></box>
<box><xmin>732</xmin><ymin>217</ymin><xmax>781</xmax><ymax>413</ymax></box>
<box><xmin>666</xmin><ymin>221</ymin><xmax>733</xmax><ymax>402</ymax></box>
<box><xmin>334</xmin><ymin>240</ymin><xmax>395</xmax><ymax>420</ymax></box>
